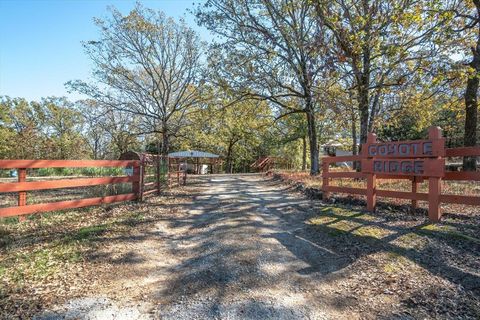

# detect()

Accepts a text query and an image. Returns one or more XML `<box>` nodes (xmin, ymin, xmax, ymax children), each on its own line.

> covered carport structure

<box><xmin>168</xmin><ymin>150</ymin><xmax>222</xmax><ymax>174</ymax></box>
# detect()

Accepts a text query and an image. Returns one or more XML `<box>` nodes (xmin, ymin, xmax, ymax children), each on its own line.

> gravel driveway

<box><xmin>35</xmin><ymin>174</ymin><xmax>480</xmax><ymax>320</ymax></box>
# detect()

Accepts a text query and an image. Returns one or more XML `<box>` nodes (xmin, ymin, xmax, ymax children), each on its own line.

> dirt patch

<box><xmin>1</xmin><ymin>174</ymin><xmax>479</xmax><ymax>319</ymax></box>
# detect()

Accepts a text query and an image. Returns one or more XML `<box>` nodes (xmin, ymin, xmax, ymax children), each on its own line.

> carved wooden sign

<box><xmin>362</xmin><ymin>132</ymin><xmax>445</xmax><ymax>177</ymax></box>
<box><xmin>362</xmin><ymin>158</ymin><xmax>445</xmax><ymax>177</ymax></box>
<box><xmin>365</xmin><ymin>140</ymin><xmax>444</xmax><ymax>158</ymax></box>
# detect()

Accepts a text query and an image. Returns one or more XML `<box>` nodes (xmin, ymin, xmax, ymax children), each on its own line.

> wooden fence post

<box><xmin>322</xmin><ymin>160</ymin><xmax>330</xmax><ymax>201</ymax></box>
<box><xmin>366</xmin><ymin>132</ymin><xmax>377</xmax><ymax>212</ymax></box>
<box><xmin>411</xmin><ymin>176</ymin><xmax>418</xmax><ymax>211</ymax></box>
<box><xmin>428</xmin><ymin>126</ymin><xmax>443</xmax><ymax>221</ymax></box>
<box><xmin>132</xmin><ymin>163</ymin><xmax>142</xmax><ymax>201</ymax></box>
<box><xmin>18</xmin><ymin>168</ymin><xmax>27</xmax><ymax>222</ymax></box>
<box><xmin>367</xmin><ymin>174</ymin><xmax>377</xmax><ymax>212</ymax></box>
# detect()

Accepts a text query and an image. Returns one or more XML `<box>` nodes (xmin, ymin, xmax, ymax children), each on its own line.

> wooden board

<box><xmin>323</xmin><ymin>186</ymin><xmax>367</xmax><ymax>196</ymax></box>
<box><xmin>0</xmin><ymin>176</ymin><xmax>135</xmax><ymax>193</ymax></box>
<box><xmin>362</xmin><ymin>139</ymin><xmax>445</xmax><ymax>158</ymax></box>
<box><xmin>445</xmin><ymin>147</ymin><xmax>480</xmax><ymax>157</ymax></box>
<box><xmin>377</xmin><ymin>190</ymin><xmax>429</xmax><ymax>201</ymax></box>
<box><xmin>441</xmin><ymin>194</ymin><xmax>480</xmax><ymax>206</ymax></box>
<box><xmin>0</xmin><ymin>193</ymin><xmax>136</xmax><ymax>217</ymax></box>
<box><xmin>0</xmin><ymin>160</ymin><xmax>139</xmax><ymax>169</ymax></box>
<box><xmin>362</xmin><ymin>158</ymin><xmax>445</xmax><ymax>177</ymax></box>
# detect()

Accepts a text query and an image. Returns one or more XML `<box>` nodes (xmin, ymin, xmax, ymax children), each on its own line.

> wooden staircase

<box><xmin>251</xmin><ymin>157</ymin><xmax>275</xmax><ymax>172</ymax></box>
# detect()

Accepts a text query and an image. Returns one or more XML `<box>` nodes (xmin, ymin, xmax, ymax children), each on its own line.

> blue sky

<box><xmin>0</xmin><ymin>0</ymin><xmax>210</xmax><ymax>101</ymax></box>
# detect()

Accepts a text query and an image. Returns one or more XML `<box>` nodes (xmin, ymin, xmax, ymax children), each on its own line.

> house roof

<box><xmin>168</xmin><ymin>150</ymin><xmax>220</xmax><ymax>158</ymax></box>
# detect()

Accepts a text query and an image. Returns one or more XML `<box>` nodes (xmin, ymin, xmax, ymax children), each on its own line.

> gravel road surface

<box><xmin>35</xmin><ymin>174</ymin><xmax>480</xmax><ymax>319</ymax></box>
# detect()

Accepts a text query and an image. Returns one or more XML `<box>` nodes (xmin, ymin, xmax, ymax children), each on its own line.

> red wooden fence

<box><xmin>167</xmin><ymin>157</ymin><xmax>187</xmax><ymax>187</ymax></box>
<box><xmin>0</xmin><ymin>160</ymin><xmax>141</xmax><ymax>218</ymax></box>
<box><xmin>322</xmin><ymin>127</ymin><xmax>480</xmax><ymax>222</ymax></box>
<box><xmin>119</xmin><ymin>152</ymin><xmax>187</xmax><ymax>196</ymax></box>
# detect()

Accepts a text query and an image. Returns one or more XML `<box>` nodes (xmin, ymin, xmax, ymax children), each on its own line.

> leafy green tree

<box><xmin>175</xmin><ymin>90</ymin><xmax>272</xmax><ymax>173</ymax></box>
<box><xmin>444</xmin><ymin>0</ymin><xmax>480</xmax><ymax>169</ymax></box>
<box><xmin>41</xmin><ymin>97</ymin><xmax>88</xmax><ymax>159</ymax></box>
<box><xmin>0</xmin><ymin>101</ymin><xmax>16</xmax><ymax>159</ymax></box>
<box><xmin>195</xmin><ymin>0</ymin><xmax>328</xmax><ymax>175</ymax></box>
<box><xmin>274</xmin><ymin>113</ymin><xmax>308</xmax><ymax>170</ymax></box>
<box><xmin>0</xmin><ymin>97</ymin><xmax>44</xmax><ymax>159</ymax></box>
<box><xmin>315</xmin><ymin>0</ymin><xmax>453</xmax><ymax>148</ymax></box>
<box><xmin>0</xmin><ymin>96</ymin><xmax>89</xmax><ymax>159</ymax></box>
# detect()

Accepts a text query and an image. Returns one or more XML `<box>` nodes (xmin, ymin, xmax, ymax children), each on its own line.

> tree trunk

<box><xmin>302</xmin><ymin>135</ymin><xmax>307</xmax><ymax>171</ymax></box>
<box><xmin>225</xmin><ymin>139</ymin><xmax>235</xmax><ymax>173</ymax></box>
<box><xmin>351</xmin><ymin>106</ymin><xmax>358</xmax><ymax>170</ymax></box>
<box><xmin>359</xmin><ymin>95</ymin><xmax>369</xmax><ymax>145</ymax></box>
<box><xmin>93</xmin><ymin>138</ymin><xmax>99</xmax><ymax>160</ymax></box>
<box><xmin>463</xmin><ymin>6</ymin><xmax>480</xmax><ymax>171</ymax></box>
<box><xmin>358</xmin><ymin>76</ymin><xmax>370</xmax><ymax>146</ymax></box>
<box><xmin>306</xmin><ymin>108</ymin><xmax>319</xmax><ymax>175</ymax></box>
<box><xmin>357</xmin><ymin>39</ymin><xmax>372</xmax><ymax>147</ymax></box>
<box><xmin>161</xmin><ymin>129</ymin><xmax>169</xmax><ymax>156</ymax></box>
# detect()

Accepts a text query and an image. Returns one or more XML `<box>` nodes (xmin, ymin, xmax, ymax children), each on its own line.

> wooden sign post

<box><xmin>361</xmin><ymin>126</ymin><xmax>446</xmax><ymax>221</ymax></box>
<box><xmin>365</xmin><ymin>133</ymin><xmax>377</xmax><ymax>212</ymax></box>
<box><xmin>427</xmin><ymin>127</ymin><xmax>444</xmax><ymax>221</ymax></box>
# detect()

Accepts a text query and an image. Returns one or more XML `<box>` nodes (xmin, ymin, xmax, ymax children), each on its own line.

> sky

<box><xmin>0</xmin><ymin>0</ymin><xmax>210</xmax><ymax>101</ymax></box>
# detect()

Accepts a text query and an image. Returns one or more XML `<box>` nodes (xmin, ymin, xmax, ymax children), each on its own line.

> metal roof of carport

<box><xmin>168</xmin><ymin>150</ymin><xmax>220</xmax><ymax>158</ymax></box>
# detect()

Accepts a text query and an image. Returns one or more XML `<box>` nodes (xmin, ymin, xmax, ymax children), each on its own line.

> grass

<box><xmin>419</xmin><ymin>223</ymin><xmax>480</xmax><ymax>244</ymax></box>
<box><xmin>0</xmin><ymin>203</ymin><xmax>147</xmax><ymax>296</ymax></box>
<box><xmin>71</xmin><ymin>224</ymin><xmax>108</xmax><ymax>241</ymax></box>
<box><xmin>383</xmin><ymin>251</ymin><xmax>411</xmax><ymax>273</ymax></box>
<box><xmin>393</xmin><ymin>232</ymin><xmax>427</xmax><ymax>250</ymax></box>
<box><xmin>353</xmin><ymin>225</ymin><xmax>393</xmax><ymax>239</ymax></box>
<box><xmin>0</xmin><ymin>227</ymin><xmax>12</xmax><ymax>247</ymax></box>
<box><xmin>1</xmin><ymin>242</ymin><xmax>83</xmax><ymax>288</ymax></box>
<box><xmin>309</xmin><ymin>207</ymin><xmax>392</xmax><ymax>239</ymax></box>
<box><xmin>0</xmin><ymin>200</ymin><xmax>152</xmax><ymax>319</ymax></box>
<box><xmin>308</xmin><ymin>204</ymin><xmax>479</xmax><ymax>245</ymax></box>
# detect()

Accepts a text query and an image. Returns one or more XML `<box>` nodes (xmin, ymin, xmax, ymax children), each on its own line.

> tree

<box><xmin>0</xmin><ymin>97</ymin><xmax>43</xmax><ymax>159</ymax></box>
<box><xmin>463</xmin><ymin>1</ymin><xmax>480</xmax><ymax>170</ymax></box>
<box><xmin>0</xmin><ymin>96</ymin><xmax>89</xmax><ymax>159</ymax></box>
<box><xmin>449</xmin><ymin>0</ymin><xmax>480</xmax><ymax>170</ymax></box>
<box><xmin>78</xmin><ymin>100</ymin><xmax>142</xmax><ymax>159</ymax></box>
<box><xmin>41</xmin><ymin>97</ymin><xmax>87</xmax><ymax>159</ymax></box>
<box><xmin>79</xmin><ymin>100</ymin><xmax>109</xmax><ymax>160</ymax></box>
<box><xmin>315</xmin><ymin>0</ymin><xmax>452</xmax><ymax>149</ymax></box>
<box><xmin>0</xmin><ymin>100</ymin><xmax>16</xmax><ymax>159</ymax></box>
<box><xmin>176</xmin><ymin>90</ymin><xmax>272</xmax><ymax>173</ymax></box>
<box><xmin>68</xmin><ymin>4</ymin><xmax>204</xmax><ymax>155</ymax></box>
<box><xmin>195</xmin><ymin>0</ymin><xmax>327</xmax><ymax>175</ymax></box>
<box><xmin>274</xmin><ymin>112</ymin><xmax>308</xmax><ymax>170</ymax></box>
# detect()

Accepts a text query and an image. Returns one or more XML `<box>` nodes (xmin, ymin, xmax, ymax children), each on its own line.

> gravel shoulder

<box><xmin>2</xmin><ymin>174</ymin><xmax>479</xmax><ymax>319</ymax></box>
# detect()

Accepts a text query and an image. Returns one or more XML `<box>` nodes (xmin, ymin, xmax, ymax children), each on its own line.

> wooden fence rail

<box><xmin>0</xmin><ymin>155</ymin><xmax>189</xmax><ymax>218</ymax></box>
<box><xmin>0</xmin><ymin>159</ymin><xmax>141</xmax><ymax>218</ymax></box>
<box><xmin>322</xmin><ymin>127</ymin><xmax>480</xmax><ymax>222</ymax></box>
